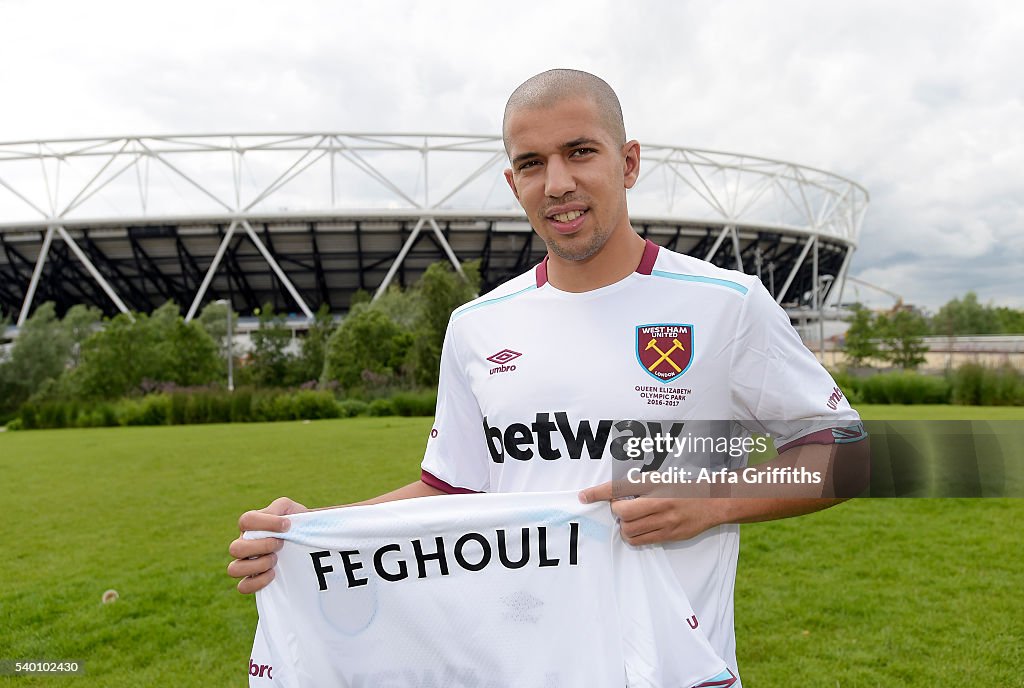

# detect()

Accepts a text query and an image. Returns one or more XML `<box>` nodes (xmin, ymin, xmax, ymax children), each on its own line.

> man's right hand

<box><xmin>227</xmin><ymin>497</ymin><xmax>308</xmax><ymax>594</ymax></box>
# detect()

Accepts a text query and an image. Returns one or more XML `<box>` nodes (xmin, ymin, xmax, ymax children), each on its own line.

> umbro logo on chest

<box><xmin>486</xmin><ymin>349</ymin><xmax>521</xmax><ymax>376</ymax></box>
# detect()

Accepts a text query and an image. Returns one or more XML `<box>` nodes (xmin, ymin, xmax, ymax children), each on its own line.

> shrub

<box><xmin>121</xmin><ymin>394</ymin><xmax>172</xmax><ymax>426</ymax></box>
<box><xmin>270</xmin><ymin>393</ymin><xmax>297</xmax><ymax>421</ymax></box>
<box><xmin>336</xmin><ymin>399</ymin><xmax>369</xmax><ymax>418</ymax></box>
<box><xmin>170</xmin><ymin>393</ymin><xmax>189</xmax><ymax>425</ymax></box>
<box><xmin>18</xmin><ymin>403</ymin><xmax>38</xmax><ymax>430</ymax></box>
<box><xmin>856</xmin><ymin>371</ymin><xmax>950</xmax><ymax>405</ymax></box>
<box><xmin>951</xmin><ymin>364</ymin><xmax>985</xmax><ymax>406</ymax></box>
<box><xmin>389</xmin><ymin>390</ymin><xmax>437</xmax><ymax>416</ymax></box>
<box><xmin>20</xmin><ymin>399</ymin><xmax>85</xmax><ymax>429</ymax></box>
<box><xmin>950</xmin><ymin>364</ymin><xmax>1024</xmax><ymax>406</ymax></box>
<box><xmin>183</xmin><ymin>393</ymin><xmax>210</xmax><ymax>425</ymax></box>
<box><xmin>208</xmin><ymin>392</ymin><xmax>232</xmax><ymax>424</ymax></box>
<box><xmin>291</xmin><ymin>391</ymin><xmax>341</xmax><ymax>420</ymax></box>
<box><xmin>76</xmin><ymin>404</ymin><xmax>117</xmax><ymax>428</ymax></box>
<box><xmin>367</xmin><ymin>398</ymin><xmax>396</xmax><ymax>417</ymax></box>
<box><xmin>39</xmin><ymin>400</ymin><xmax>72</xmax><ymax>429</ymax></box>
<box><xmin>251</xmin><ymin>391</ymin><xmax>283</xmax><ymax>423</ymax></box>
<box><xmin>230</xmin><ymin>389</ymin><xmax>254</xmax><ymax>423</ymax></box>
<box><xmin>10</xmin><ymin>386</ymin><xmax>439</xmax><ymax>430</ymax></box>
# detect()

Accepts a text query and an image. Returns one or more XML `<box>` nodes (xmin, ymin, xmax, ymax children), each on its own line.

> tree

<box><xmin>0</xmin><ymin>309</ymin><xmax>10</xmax><ymax>348</ymax></box>
<box><xmin>156</xmin><ymin>317</ymin><xmax>223</xmax><ymax>387</ymax></box>
<box><xmin>932</xmin><ymin>292</ymin><xmax>999</xmax><ymax>336</ymax></box>
<box><xmin>841</xmin><ymin>303</ymin><xmax>880</xmax><ymax>368</ymax></box>
<box><xmin>70</xmin><ymin>301</ymin><xmax>221</xmax><ymax>398</ymax></box>
<box><xmin>0</xmin><ymin>302</ymin><xmax>70</xmax><ymax>413</ymax></box>
<box><xmin>993</xmin><ymin>306</ymin><xmax>1024</xmax><ymax>334</ymax></box>
<box><xmin>324</xmin><ymin>305</ymin><xmax>414</xmax><ymax>392</ymax></box>
<box><xmin>197</xmin><ymin>300</ymin><xmax>236</xmax><ymax>357</ymax></box>
<box><xmin>409</xmin><ymin>260</ymin><xmax>481</xmax><ymax>386</ymax></box>
<box><xmin>248</xmin><ymin>303</ymin><xmax>293</xmax><ymax>387</ymax></box>
<box><xmin>373</xmin><ymin>284</ymin><xmax>422</xmax><ymax>329</ymax></box>
<box><xmin>321</xmin><ymin>259</ymin><xmax>480</xmax><ymax>393</ymax></box>
<box><xmin>292</xmin><ymin>304</ymin><xmax>337</xmax><ymax>385</ymax></box>
<box><xmin>67</xmin><ymin>313</ymin><xmax>140</xmax><ymax>399</ymax></box>
<box><xmin>61</xmin><ymin>304</ymin><xmax>103</xmax><ymax>367</ymax></box>
<box><xmin>878</xmin><ymin>309</ymin><xmax>930</xmax><ymax>370</ymax></box>
<box><xmin>349</xmin><ymin>289</ymin><xmax>372</xmax><ymax>308</ymax></box>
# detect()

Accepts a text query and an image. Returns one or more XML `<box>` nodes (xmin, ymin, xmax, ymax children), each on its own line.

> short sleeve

<box><xmin>729</xmin><ymin>280</ymin><xmax>861</xmax><ymax>449</ymax></box>
<box><xmin>421</xmin><ymin>317</ymin><xmax>491</xmax><ymax>492</ymax></box>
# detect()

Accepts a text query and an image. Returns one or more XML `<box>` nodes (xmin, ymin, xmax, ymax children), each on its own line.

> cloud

<box><xmin>1</xmin><ymin>0</ymin><xmax>1021</xmax><ymax>310</ymax></box>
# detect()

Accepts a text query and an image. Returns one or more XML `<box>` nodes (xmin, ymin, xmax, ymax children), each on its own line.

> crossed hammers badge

<box><xmin>636</xmin><ymin>324</ymin><xmax>693</xmax><ymax>383</ymax></box>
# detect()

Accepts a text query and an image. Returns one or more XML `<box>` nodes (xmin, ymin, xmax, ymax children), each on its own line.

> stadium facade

<box><xmin>0</xmin><ymin>134</ymin><xmax>868</xmax><ymax>328</ymax></box>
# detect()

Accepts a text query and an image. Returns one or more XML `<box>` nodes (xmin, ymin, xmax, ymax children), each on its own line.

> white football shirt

<box><xmin>422</xmin><ymin>241</ymin><xmax>864</xmax><ymax>676</ymax></box>
<box><xmin>247</xmin><ymin>491</ymin><xmax>737</xmax><ymax>688</ymax></box>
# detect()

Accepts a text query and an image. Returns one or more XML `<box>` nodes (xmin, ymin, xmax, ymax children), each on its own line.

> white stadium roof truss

<box><xmin>0</xmin><ymin>134</ymin><xmax>868</xmax><ymax>325</ymax></box>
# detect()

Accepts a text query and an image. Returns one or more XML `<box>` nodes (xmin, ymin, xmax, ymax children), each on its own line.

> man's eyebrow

<box><xmin>511</xmin><ymin>151</ymin><xmax>539</xmax><ymax>167</ymax></box>
<box><xmin>562</xmin><ymin>137</ymin><xmax>601</xmax><ymax>149</ymax></box>
<box><xmin>511</xmin><ymin>138</ymin><xmax>602</xmax><ymax>167</ymax></box>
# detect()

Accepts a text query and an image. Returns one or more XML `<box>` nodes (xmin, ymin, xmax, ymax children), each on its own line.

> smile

<box><xmin>551</xmin><ymin>210</ymin><xmax>585</xmax><ymax>222</ymax></box>
<box><xmin>545</xmin><ymin>208</ymin><xmax>589</xmax><ymax>235</ymax></box>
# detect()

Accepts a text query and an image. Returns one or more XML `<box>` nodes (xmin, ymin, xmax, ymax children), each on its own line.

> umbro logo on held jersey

<box><xmin>487</xmin><ymin>349</ymin><xmax>521</xmax><ymax>376</ymax></box>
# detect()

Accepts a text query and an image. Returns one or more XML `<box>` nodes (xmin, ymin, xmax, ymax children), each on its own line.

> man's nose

<box><xmin>544</xmin><ymin>157</ymin><xmax>576</xmax><ymax>198</ymax></box>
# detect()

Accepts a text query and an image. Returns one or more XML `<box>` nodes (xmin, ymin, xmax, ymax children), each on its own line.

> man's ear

<box><xmin>503</xmin><ymin>168</ymin><xmax>520</xmax><ymax>201</ymax></box>
<box><xmin>622</xmin><ymin>140</ymin><xmax>641</xmax><ymax>190</ymax></box>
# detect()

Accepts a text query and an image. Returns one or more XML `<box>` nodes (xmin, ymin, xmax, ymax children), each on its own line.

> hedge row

<box><xmin>831</xmin><ymin>364</ymin><xmax>1024</xmax><ymax>406</ymax></box>
<box><xmin>6</xmin><ymin>365</ymin><xmax>1021</xmax><ymax>431</ymax></box>
<box><xmin>10</xmin><ymin>389</ymin><xmax>437</xmax><ymax>430</ymax></box>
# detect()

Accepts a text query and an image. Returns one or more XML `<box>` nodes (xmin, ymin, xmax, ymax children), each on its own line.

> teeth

<box><xmin>552</xmin><ymin>210</ymin><xmax>584</xmax><ymax>222</ymax></box>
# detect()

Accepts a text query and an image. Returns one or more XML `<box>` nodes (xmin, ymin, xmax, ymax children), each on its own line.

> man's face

<box><xmin>503</xmin><ymin>96</ymin><xmax>639</xmax><ymax>262</ymax></box>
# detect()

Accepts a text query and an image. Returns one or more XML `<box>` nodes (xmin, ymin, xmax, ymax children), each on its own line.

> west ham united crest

<box><xmin>636</xmin><ymin>324</ymin><xmax>693</xmax><ymax>383</ymax></box>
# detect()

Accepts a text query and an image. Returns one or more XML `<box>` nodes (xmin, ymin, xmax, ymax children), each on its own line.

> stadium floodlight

<box><xmin>214</xmin><ymin>298</ymin><xmax>234</xmax><ymax>392</ymax></box>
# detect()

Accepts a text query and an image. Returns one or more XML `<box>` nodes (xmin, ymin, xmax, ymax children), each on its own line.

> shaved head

<box><xmin>502</xmin><ymin>69</ymin><xmax>626</xmax><ymax>154</ymax></box>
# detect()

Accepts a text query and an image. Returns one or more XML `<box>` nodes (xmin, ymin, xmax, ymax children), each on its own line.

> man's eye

<box><xmin>570</xmin><ymin>148</ymin><xmax>596</xmax><ymax>158</ymax></box>
<box><xmin>518</xmin><ymin>160</ymin><xmax>540</xmax><ymax>170</ymax></box>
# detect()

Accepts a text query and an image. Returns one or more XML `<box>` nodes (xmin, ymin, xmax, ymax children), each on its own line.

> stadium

<box><xmin>0</xmin><ymin>133</ymin><xmax>867</xmax><ymax>332</ymax></box>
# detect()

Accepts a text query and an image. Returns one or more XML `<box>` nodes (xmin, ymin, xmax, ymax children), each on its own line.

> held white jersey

<box><xmin>247</xmin><ymin>491</ymin><xmax>737</xmax><ymax>688</ymax></box>
<box><xmin>422</xmin><ymin>240</ymin><xmax>863</xmax><ymax>673</ymax></box>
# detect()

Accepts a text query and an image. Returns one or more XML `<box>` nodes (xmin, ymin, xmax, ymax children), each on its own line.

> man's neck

<box><xmin>545</xmin><ymin>226</ymin><xmax>647</xmax><ymax>293</ymax></box>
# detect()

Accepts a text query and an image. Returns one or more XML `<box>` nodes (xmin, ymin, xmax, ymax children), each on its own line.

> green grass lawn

<box><xmin>0</xmin><ymin>406</ymin><xmax>1021</xmax><ymax>685</ymax></box>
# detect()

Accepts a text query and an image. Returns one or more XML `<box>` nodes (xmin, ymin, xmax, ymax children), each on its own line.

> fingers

<box><xmin>229</xmin><ymin>497</ymin><xmax>307</xmax><ymax>595</ymax></box>
<box><xmin>603</xmin><ymin>495</ymin><xmax>662</xmax><ymax>545</ymax></box>
<box><xmin>610</xmin><ymin>497</ymin><xmax>711</xmax><ymax>545</ymax></box>
<box><xmin>265</xmin><ymin>496</ymin><xmax>309</xmax><ymax>516</ymax></box>
<box><xmin>579</xmin><ymin>479</ymin><xmax>648</xmax><ymax>504</ymax></box>
<box><xmin>228</xmin><ymin>533</ymin><xmax>284</xmax><ymax>560</ymax></box>
<box><xmin>236</xmin><ymin>567</ymin><xmax>277</xmax><ymax>595</ymax></box>
<box><xmin>227</xmin><ymin>551</ymin><xmax>278</xmax><ymax>579</ymax></box>
<box><xmin>238</xmin><ymin>510</ymin><xmax>291</xmax><ymax>534</ymax></box>
<box><xmin>621</xmin><ymin>528</ymin><xmax>672</xmax><ymax>547</ymax></box>
<box><xmin>578</xmin><ymin>481</ymin><xmax>614</xmax><ymax>504</ymax></box>
<box><xmin>609</xmin><ymin>495</ymin><xmax>654</xmax><ymax>520</ymax></box>
<box><xmin>237</xmin><ymin>497</ymin><xmax>308</xmax><ymax>533</ymax></box>
<box><xmin>227</xmin><ymin>537</ymin><xmax>283</xmax><ymax>594</ymax></box>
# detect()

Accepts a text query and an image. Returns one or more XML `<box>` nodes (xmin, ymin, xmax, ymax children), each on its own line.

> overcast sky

<box><xmin>1</xmin><ymin>0</ymin><xmax>1021</xmax><ymax>311</ymax></box>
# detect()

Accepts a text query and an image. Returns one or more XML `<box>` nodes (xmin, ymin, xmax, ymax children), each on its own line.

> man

<box><xmin>229</xmin><ymin>69</ymin><xmax>868</xmax><ymax>679</ymax></box>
